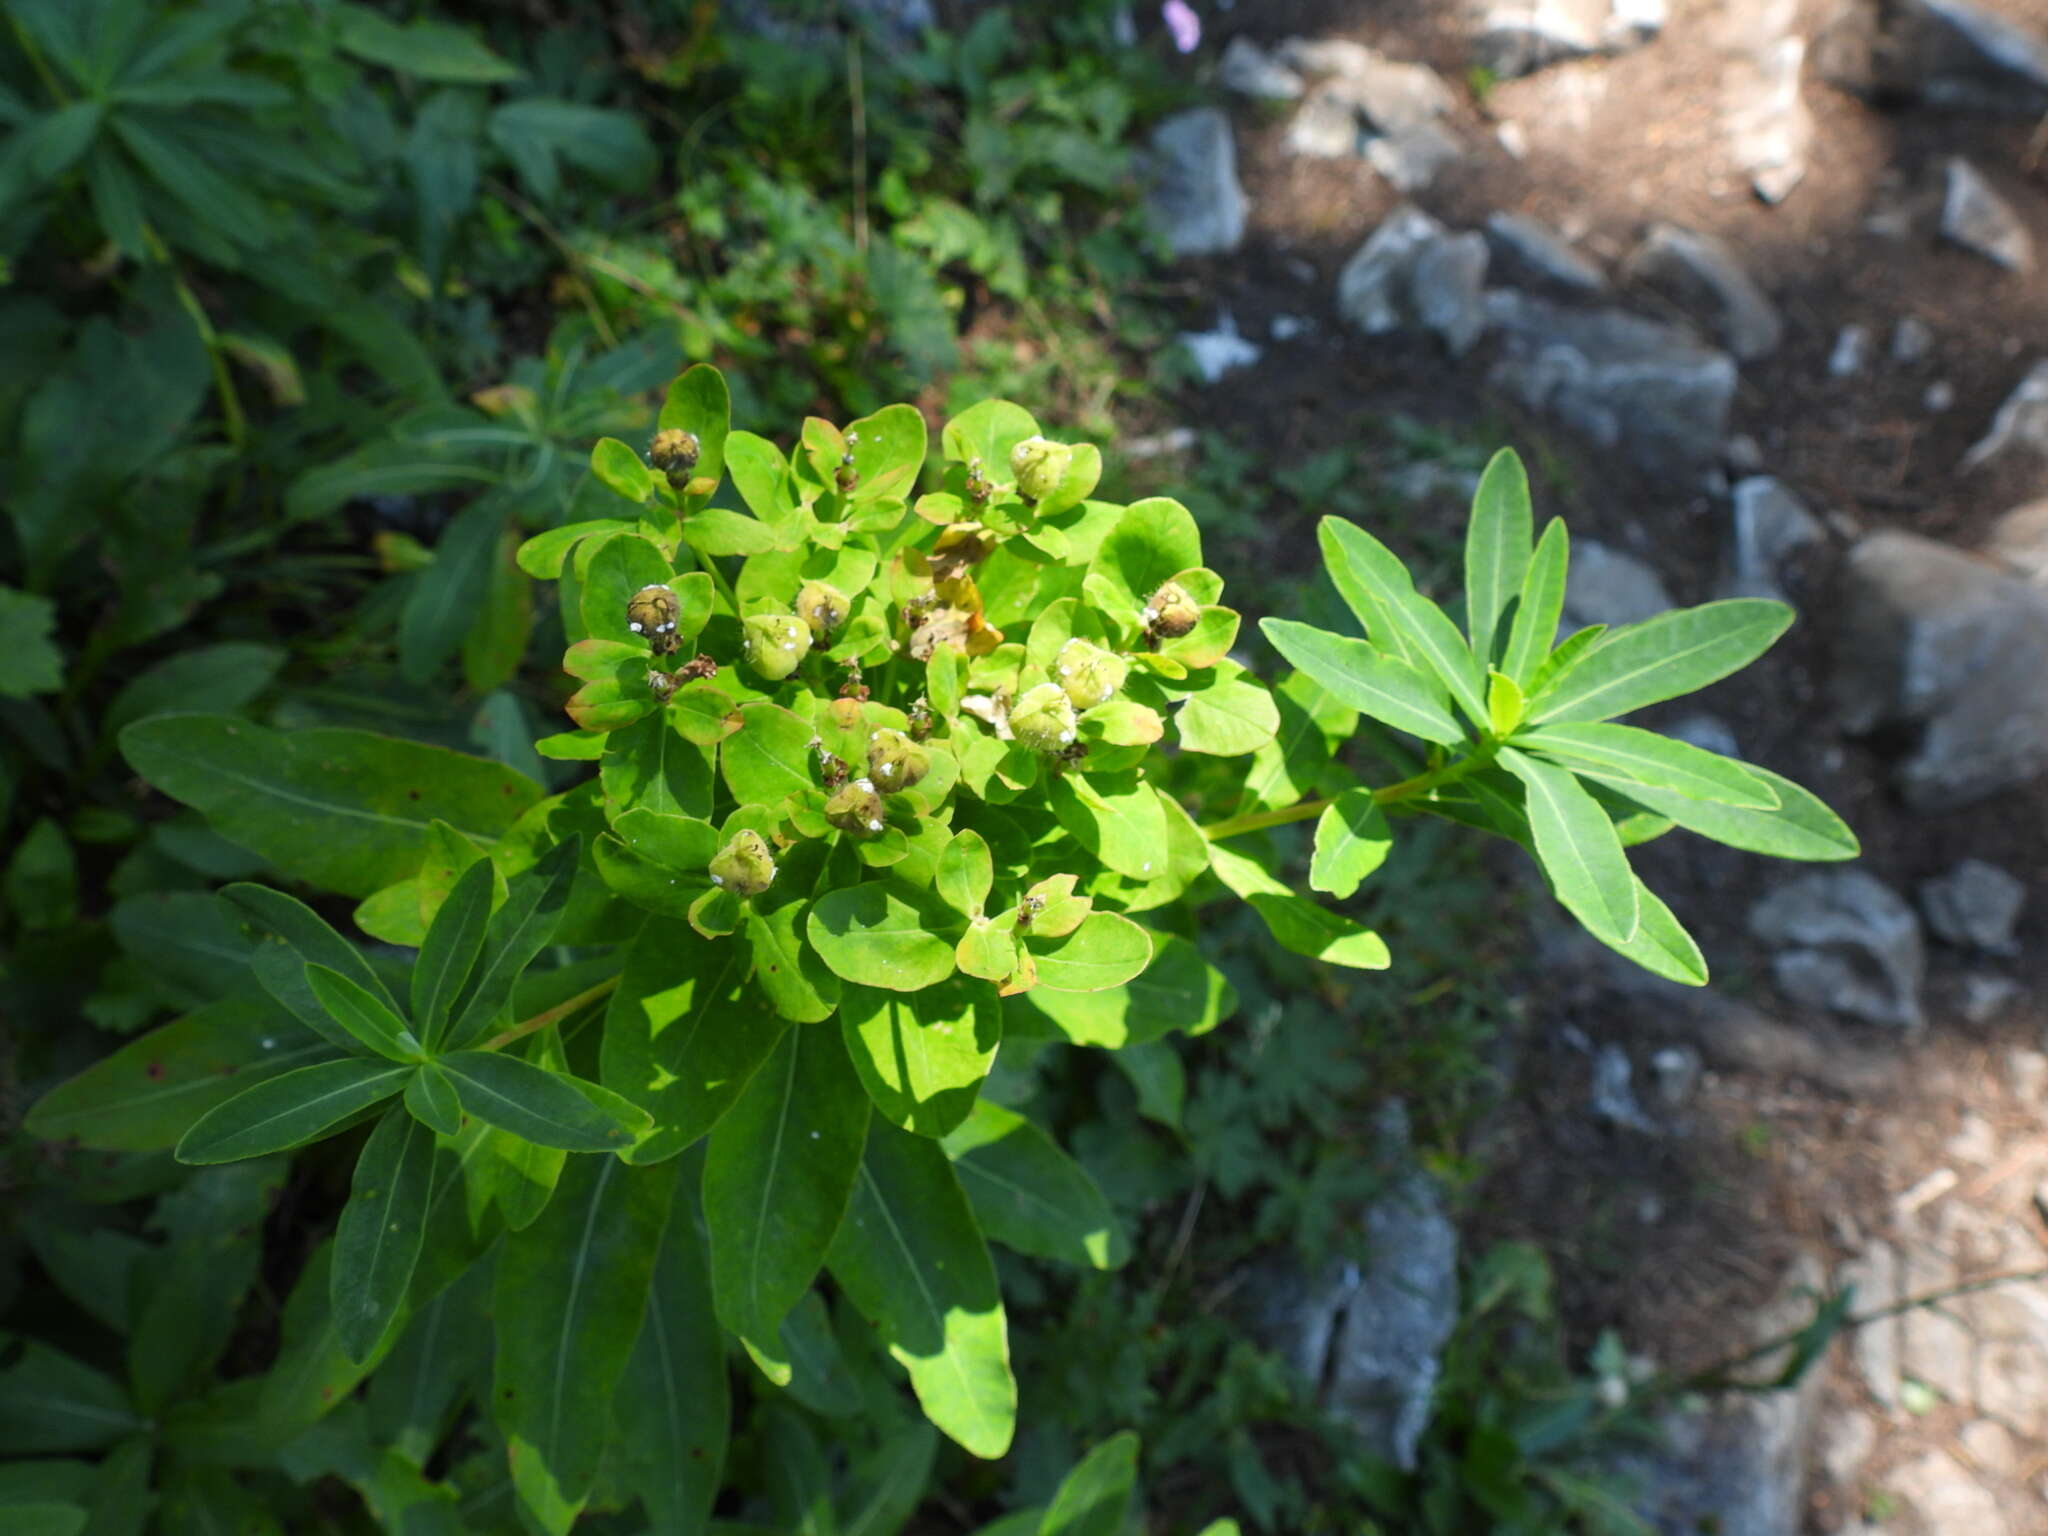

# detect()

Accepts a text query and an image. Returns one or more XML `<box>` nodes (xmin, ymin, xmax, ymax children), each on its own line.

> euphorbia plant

<box><xmin>27</xmin><ymin>367</ymin><xmax>1855</xmax><ymax>1529</ymax></box>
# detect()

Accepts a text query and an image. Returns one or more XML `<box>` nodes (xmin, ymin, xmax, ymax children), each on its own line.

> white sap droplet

<box><xmin>629</xmin><ymin>621</ymin><xmax>644</xmax><ymax>632</ymax></box>
<box><xmin>711</xmin><ymin>875</ymin><xmax>724</xmax><ymax>886</ymax></box>
<box><xmin>867</xmin><ymin>819</ymin><xmax>883</xmax><ymax>831</ymax></box>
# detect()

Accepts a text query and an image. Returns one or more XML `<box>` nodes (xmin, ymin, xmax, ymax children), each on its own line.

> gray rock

<box><xmin>1828</xmin><ymin>323</ymin><xmax>1871</xmax><ymax>379</ymax></box>
<box><xmin>1927</xmin><ymin>379</ymin><xmax>1957</xmax><ymax>413</ymax></box>
<box><xmin>1942</xmin><ymin>157</ymin><xmax>2034</xmax><ymax>272</ymax></box>
<box><xmin>1591</xmin><ymin>1044</ymin><xmax>1655</xmax><ymax>1129</ymax></box>
<box><xmin>1177</xmin><ymin>312</ymin><xmax>1263</xmax><ymax>384</ymax></box>
<box><xmin>1284</xmin><ymin>84</ymin><xmax>1363</xmax><ymax>158</ymax></box>
<box><xmin>1248</xmin><ymin>1105</ymin><xmax>1456</xmax><ymax>1470</ymax></box>
<box><xmin>1273</xmin><ymin>37</ymin><xmax>1379</xmax><ymax>80</ymax></box>
<box><xmin>1338</xmin><ymin>204</ymin><xmax>1491</xmax><ymax>356</ymax></box>
<box><xmin>1276</xmin><ymin>39</ymin><xmax>1455</xmax><ymax>132</ymax></box>
<box><xmin>1888</xmin><ymin>1449</ymin><xmax>2009</xmax><ymax>1534</ymax></box>
<box><xmin>1469</xmin><ymin>0</ymin><xmax>1663</xmax><ymax>79</ymax></box>
<box><xmin>1892</xmin><ymin>315</ymin><xmax>1935</xmax><ymax>364</ymax></box>
<box><xmin>1749</xmin><ymin>870</ymin><xmax>1925</xmax><ymax>1029</ymax></box>
<box><xmin>1565</xmin><ymin>539</ymin><xmax>1675</xmax><ymax>628</ymax></box>
<box><xmin>1649</xmin><ymin>1044</ymin><xmax>1701</xmax><ymax>1107</ymax></box>
<box><xmin>1725</xmin><ymin>433</ymin><xmax>1765</xmax><ymax>475</ymax></box>
<box><xmin>1219</xmin><ymin>36</ymin><xmax>1306</xmax><ymax>100</ymax></box>
<box><xmin>1983</xmin><ymin>497</ymin><xmax>2048</xmax><ymax>581</ymax></box>
<box><xmin>1826</xmin><ymin>0</ymin><xmax>2048</xmax><ymax>115</ymax></box>
<box><xmin>1833</xmin><ymin>529</ymin><xmax>2048</xmax><ymax>807</ymax></box>
<box><xmin>1485</xmin><ymin>212</ymin><xmax>1608</xmax><ymax>294</ymax></box>
<box><xmin>1726</xmin><ymin>475</ymin><xmax>1823</xmax><ymax>602</ymax></box>
<box><xmin>1144</xmin><ymin>109</ymin><xmax>1248</xmax><ymax>258</ymax></box>
<box><xmin>1919</xmin><ymin>859</ymin><xmax>2025</xmax><ymax>954</ymax></box>
<box><xmin>1839</xmin><ymin>1243</ymin><xmax>1904</xmax><ymax>1406</ymax></box>
<box><xmin>1670</xmin><ymin>712</ymin><xmax>1740</xmax><ymax>757</ymax></box>
<box><xmin>1626</xmin><ymin>223</ymin><xmax>1784</xmax><ymax>361</ymax></box>
<box><xmin>1963</xmin><ymin>974</ymin><xmax>2022</xmax><ymax>1025</ymax></box>
<box><xmin>1725</xmin><ymin>35</ymin><xmax>1813</xmax><ymax>204</ymax></box>
<box><xmin>1485</xmin><ymin>290</ymin><xmax>1737</xmax><ymax>483</ymax></box>
<box><xmin>1963</xmin><ymin>359</ymin><xmax>2048</xmax><ymax>471</ymax></box>
<box><xmin>1365</xmin><ymin>120</ymin><xmax>1463</xmax><ymax>193</ymax></box>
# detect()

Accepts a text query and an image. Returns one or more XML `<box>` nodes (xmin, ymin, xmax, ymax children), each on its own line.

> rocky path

<box><xmin>1139</xmin><ymin>1</ymin><xmax>2048</xmax><ymax>1530</ymax></box>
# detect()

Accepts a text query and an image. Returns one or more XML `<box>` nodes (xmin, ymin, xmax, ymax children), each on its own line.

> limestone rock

<box><xmin>1983</xmin><ymin>497</ymin><xmax>2048</xmax><ymax>581</ymax></box>
<box><xmin>1962</xmin><ymin>359</ymin><xmax>2048</xmax><ymax>472</ymax></box>
<box><xmin>1888</xmin><ymin>1449</ymin><xmax>2009</xmax><ymax>1535</ymax></box>
<box><xmin>1564</xmin><ymin>539</ymin><xmax>1674</xmax><ymax>629</ymax></box>
<box><xmin>1338</xmin><ymin>204</ymin><xmax>1490</xmax><ymax>356</ymax></box>
<box><xmin>1218</xmin><ymin>36</ymin><xmax>1305</xmax><ymax>100</ymax></box>
<box><xmin>1365</xmin><ymin>120</ymin><xmax>1463</xmax><ymax>193</ymax></box>
<box><xmin>1918</xmin><ymin>859</ymin><xmax>2025</xmax><ymax>954</ymax></box>
<box><xmin>1626</xmin><ymin>223</ymin><xmax>1784</xmax><ymax>361</ymax></box>
<box><xmin>1941</xmin><ymin>157</ymin><xmax>2034</xmax><ymax>272</ymax></box>
<box><xmin>1725</xmin><ymin>475</ymin><xmax>1823</xmax><ymax>602</ymax></box>
<box><xmin>1144</xmin><ymin>109</ymin><xmax>1248</xmax><ymax>258</ymax></box>
<box><xmin>1725</xmin><ymin>35</ymin><xmax>1813</xmax><ymax>204</ymax></box>
<box><xmin>1823</xmin><ymin>0</ymin><xmax>2048</xmax><ymax>115</ymax></box>
<box><xmin>1833</xmin><ymin>529</ymin><xmax>2048</xmax><ymax>807</ymax></box>
<box><xmin>1485</xmin><ymin>211</ymin><xmax>1608</xmax><ymax>294</ymax></box>
<box><xmin>1469</xmin><ymin>0</ymin><xmax>1665</xmax><ymax>79</ymax></box>
<box><xmin>1485</xmin><ymin>290</ymin><xmax>1737</xmax><ymax>483</ymax></box>
<box><xmin>1749</xmin><ymin>870</ymin><xmax>1925</xmax><ymax>1029</ymax></box>
<box><xmin>1285</xmin><ymin>84</ymin><xmax>1362</xmax><ymax>158</ymax></box>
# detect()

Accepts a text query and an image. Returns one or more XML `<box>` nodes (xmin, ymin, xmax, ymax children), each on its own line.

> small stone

<box><xmin>1727</xmin><ymin>36</ymin><xmax>1812</xmax><ymax>205</ymax></box>
<box><xmin>1725</xmin><ymin>434</ymin><xmax>1765</xmax><ymax>475</ymax></box>
<box><xmin>1177</xmin><ymin>312</ymin><xmax>1263</xmax><ymax>383</ymax></box>
<box><xmin>1946</xmin><ymin>1111</ymin><xmax>1999</xmax><ymax>1164</ymax></box>
<box><xmin>1919</xmin><ymin>859</ymin><xmax>2026</xmax><ymax>954</ymax></box>
<box><xmin>1218</xmin><ymin>35</ymin><xmax>1305</xmax><ymax>100</ymax></box>
<box><xmin>1927</xmin><ymin>380</ymin><xmax>1957</xmax><ymax>412</ymax></box>
<box><xmin>1496</xmin><ymin>119</ymin><xmax>1530</xmax><ymax>158</ymax></box>
<box><xmin>1485</xmin><ymin>211</ymin><xmax>1608</xmax><ymax>293</ymax></box>
<box><xmin>1828</xmin><ymin>323</ymin><xmax>1872</xmax><ymax>378</ymax></box>
<box><xmin>1144</xmin><ymin>109</ymin><xmax>1248</xmax><ymax>258</ymax></box>
<box><xmin>1959</xmin><ymin>1418</ymin><xmax>2019</xmax><ymax>1474</ymax></box>
<box><xmin>1892</xmin><ymin>315</ymin><xmax>1935</xmax><ymax>364</ymax></box>
<box><xmin>1961</xmin><ymin>973</ymin><xmax>2022</xmax><ymax>1023</ymax></box>
<box><xmin>1336</xmin><ymin>204</ymin><xmax>1490</xmax><ymax>356</ymax></box>
<box><xmin>1563</xmin><ymin>539</ymin><xmax>1674</xmax><ymax>629</ymax></box>
<box><xmin>1650</xmin><ymin>1045</ymin><xmax>1702</xmax><ymax>1107</ymax></box>
<box><xmin>1839</xmin><ymin>1243</ymin><xmax>1903</xmax><ymax>1406</ymax></box>
<box><xmin>1470</xmin><ymin>0</ymin><xmax>1661</xmax><ymax>78</ymax></box>
<box><xmin>1670</xmin><ymin>713</ymin><xmax>1740</xmax><ymax>757</ymax></box>
<box><xmin>1888</xmin><ymin>1449</ymin><xmax>2009</xmax><ymax>1535</ymax></box>
<box><xmin>1590</xmin><ymin>1044</ymin><xmax>1654</xmax><ymax>1129</ymax></box>
<box><xmin>1726</xmin><ymin>475</ymin><xmax>1824</xmax><ymax>602</ymax></box>
<box><xmin>1749</xmin><ymin>870</ymin><xmax>1925</xmax><ymax>1029</ymax></box>
<box><xmin>1626</xmin><ymin>222</ymin><xmax>1785</xmax><ymax>361</ymax></box>
<box><xmin>1365</xmin><ymin>121</ymin><xmax>1463</xmax><ymax>193</ymax></box>
<box><xmin>1983</xmin><ymin>497</ymin><xmax>2048</xmax><ymax>582</ymax></box>
<box><xmin>1964</xmin><ymin>360</ymin><xmax>2048</xmax><ymax>470</ymax></box>
<box><xmin>1269</xmin><ymin>314</ymin><xmax>1311</xmax><ymax>341</ymax></box>
<box><xmin>1942</xmin><ymin>156</ymin><xmax>2034</xmax><ymax>272</ymax></box>
<box><xmin>1284</xmin><ymin>83</ymin><xmax>1361</xmax><ymax>158</ymax></box>
<box><xmin>1820</xmin><ymin>1410</ymin><xmax>1877</xmax><ymax>1486</ymax></box>
<box><xmin>2008</xmin><ymin>1047</ymin><xmax>2047</xmax><ymax>1104</ymax></box>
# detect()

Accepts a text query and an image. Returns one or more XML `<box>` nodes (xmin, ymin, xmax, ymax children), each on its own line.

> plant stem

<box><xmin>482</xmin><ymin>977</ymin><xmax>621</xmax><ymax>1053</ymax></box>
<box><xmin>1198</xmin><ymin>739</ymin><xmax>1504</xmax><ymax>842</ymax></box>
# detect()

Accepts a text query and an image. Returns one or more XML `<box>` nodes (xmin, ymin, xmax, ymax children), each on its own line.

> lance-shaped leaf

<box><xmin>1310</xmin><ymin>789</ymin><xmax>1392</xmax><ymax>899</ymax></box>
<box><xmin>1515</xmin><ymin>722</ymin><xmax>1779</xmax><ymax>808</ymax></box>
<box><xmin>1498</xmin><ymin>747</ymin><xmax>1639</xmax><ymax>945</ymax></box>
<box><xmin>443</xmin><ymin>837</ymin><xmax>580</xmax><ymax>1049</ymax></box>
<box><xmin>1500</xmin><ymin>518</ymin><xmax>1569</xmax><ymax>687</ymax></box>
<box><xmin>412</xmin><ymin>856</ymin><xmax>493</xmax><ymax>1050</ymax></box>
<box><xmin>1318</xmin><ymin>518</ymin><xmax>1489</xmax><ymax>726</ymax></box>
<box><xmin>808</xmin><ymin>882</ymin><xmax>957</xmax><ymax>992</ymax></box>
<box><xmin>1206</xmin><ymin>845</ymin><xmax>1390</xmax><ymax>970</ymax></box>
<box><xmin>1593</xmin><ymin>877</ymin><xmax>1708</xmax><ymax>986</ymax></box>
<box><xmin>495</xmin><ymin>1156</ymin><xmax>678</xmax><ymax>1511</ymax></box>
<box><xmin>1525</xmin><ymin>599</ymin><xmax>1794</xmax><ymax>724</ymax></box>
<box><xmin>439</xmin><ymin>1050</ymin><xmax>648</xmax><ymax>1153</ymax></box>
<box><xmin>224</xmin><ymin>882</ymin><xmax>404</xmax><ymax>1026</ymax></box>
<box><xmin>0</xmin><ymin>1342</ymin><xmax>143</xmax><ymax>1454</ymax></box>
<box><xmin>826</xmin><ymin>1122</ymin><xmax>1016</xmax><ymax>1459</ymax></box>
<box><xmin>333</xmin><ymin>1105</ymin><xmax>438</xmax><ymax>1363</ymax></box>
<box><xmin>1041</xmin><ymin>1432</ymin><xmax>1141</xmax><ymax>1536</ymax></box>
<box><xmin>1259</xmin><ymin>620</ymin><xmax>1463</xmax><ymax>746</ymax></box>
<box><xmin>1465</xmin><ymin>448</ymin><xmax>1533</xmax><ymax>667</ymax></box>
<box><xmin>176</xmin><ymin>1058</ymin><xmax>410</xmax><ymax>1164</ymax></box>
<box><xmin>841</xmin><ymin>978</ymin><xmax>1001</xmax><ymax>1138</ymax></box>
<box><xmin>306</xmin><ymin>964</ymin><xmax>422</xmax><ymax>1062</ymax></box>
<box><xmin>1599</xmin><ymin>763</ymin><xmax>1858</xmax><ymax>862</ymax></box>
<box><xmin>705</xmin><ymin>1022</ymin><xmax>870</xmax><ymax>1368</ymax></box>
<box><xmin>941</xmin><ymin>1100</ymin><xmax>1127</xmax><ymax>1269</ymax></box>
<box><xmin>403</xmin><ymin>1061</ymin><xmax>463</xmax><ymax>1135</ymax></box>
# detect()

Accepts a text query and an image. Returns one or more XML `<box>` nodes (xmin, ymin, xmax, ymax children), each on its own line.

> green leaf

<box><xmin>1497</xmin><ymin>747</ymin><xmax>1639</xmax><ymax>944</ymax></box>
<box><xmin>106</xmin><ymin>889</ymin><xmax>256</xmax><ymax>1004</ymax></box>
<box><xmin>306</xmin><ymin>964</ymin><xmax>421</xmax><ymax>1063</ymax></box>
<box><xmin>826</xmin><ymin>1122</ymin><xmax>1016</xmax><ymax>1459</ymax></box>
<box><xmin>659</xmin><ymin>365</ymin><xmax>731</xmax><ymax>502</ymax></box>
<box><xmin>1206</xmin><ymin>845</ymin><xmax>1390</xmax><ymax>969</ymax></box>
<box><xmin>123</xmin><ymin>716</ymin><xmax>540</xmax><ymax>898</ymax></box>
<box><xmin>333</xmin><ymin>3</ymin><xmax>523</xmax><ymax>81</ymax></box>
<box><xmin>579</xmin><ymin>533</ymin><xmax>676</xmax><ymax>648</ymax></box>
<box><xmin>1487</xmin><ymin>669</ymin><xmax>1526</xmax><ymax>738</ymax></box>
<box><xmin>224</xmin><ymin>882</ymin><xmax>404</xmax><ymax>1044</ymax></box>
<box><xmin>103</xmin><ymin>641</ymin><xmax>284</xmax><ymax>738</ymax></box>
<box><xmin>742</xmin><ymin>894</ymin><xmax>842</xmax><ymax>1024</ymax></box>
<box><xmin>601</xmin><ymin>919</ymin><xmax>791</xmax><ymax>1162</ymax></box>
<box><xmin>495</xmin><ymin>1156</ymin><xmax>678</xmax><ymax>1509</ymax></box>
<box><xmin>1259</xmin><ymin>620</ymin><xmax>1464</xmax><ymax>746</ymax></box>
<box><xmin>0</xmin><ymin>1503</ymin><xmax>84</xmax><ymax>1536</ymax></box>
<box><xmin>1525</xmin><ymin>599</ymin><xmax>1794</xmax><ymax>724</ymax></box>
<box><xmin>332</xmin><ymin>1106</ymin><xmax>437</xmax><ymax>1363</ymax></box>
<box><xmin>444</xmin><ymin>837</ymin><xmax>581</xmax><ymax>1049</ymax></box>
<box><xmin>403</xmin><ymin>1061</ymin><xmax>463</xmax><ymax>1136</ymax></box>
<box><xmin>1047</xmin><ymin>772</ymin><xmax>1169</xmax><ymax>880</ymax></box>
<box><xmin>439</xmin><ymin>1050</ymin><xmax>647</xmax><ymax>1153</ymax></box>
<box><xmin>0</xmin><ymin>587</ymin><xmax>61</xmax><ymax>698</ymax></box>
<box><xmin>0</xmin><ymin>1343</ymin><xmax>141</xmax><ymax>1454</ymax></box>
<box><xmin>937</xmin><ymin>829</ymin><xmax>994</xmax><ymax>917</ymax></box>
<box><xmin>601</xmin><ymin>710</ymin><xmax>716</xmax><ymax>822</ymax></box>
<box><xmin>400</xmin><ymin>502</ymin><xmax>505</xmax><ymax>684</ymax></box>
<box><xmin>1006</xmin><ymin>933</ymin><xmax>1234</xmax><ymax>1048</ymax></box>
<box><xmin>705</xmin><ymin>1021</ymin><xmax>870</xmax><ymax>1364</ymax></box>
<box><xmin>1465</xmin><ymin>449</ymin><xmax>1533</xmax><ymax>667</ymax></box>
<box><xmin>1515</xmin><ymin>722</ymin><xmax>1779</xmax><ymax>808</ymax></box>
<box><xmin>721</xmin><ymin>702</ymin><xmax>815</xmax><ymax>808</ymax></box>
<box><xmin>617</xmin><ymin>1166</ymin><xmax>728</xmax><ymax>1535</ymax></box>
<box><xmin>1599</xmin><ymin>763</ymin><xmax>1859</xmax><ymax>862</ymax></box>
<box><xmin>516</xmin><ymin>519</ymin><xmax>630</xmax><ymax>580</ymax></box>
<box><xmin>809</xmin><ymin>883</ymin><xmax>957</xmax><ymax>992</ymax></box>
<box><xmin>1317</xmin><ymin>518</ymin><xmax>1489</xmax><ymax>726</ymax></box>
<box><xmin>942</xmin><ymin>399</ymin><xmax>1039</xmax><ymax>474</ymax></box>
<box><xmin>412</xmin><ymin>856</ymin><xmax>492</xmax><ymax>1050</ymax></box>
<box><xmin>1040</xmin><ymin>1432</ymin><xmax>1141</xmax><ymax>1536</ymax></box>
<box><xmin>24</xmin><ymin>997</ymin><xmax>334</xmax><ymax>1152</ymax></box>
<box><xmin>1088</xmin><ymin>497</ymin><xmax>1202</xmax><ymax>615</ymax></box>
<box><xmin>1596</xmin><ymin>878</ymin><xmax>1708</xmax><ymax>986</ymax></box>
<box><xmin>1172</xmin><ymin>661</ymin><xmax>1279</xmax><ymax>756</ymax></box>
<box><xmin>1501</xmin><ymin>519</ymin><xmax>1569</xmax><ymax>687</ymax></box>
<box><xmin>176</xmin><ymin>1057</ymin><xmax>409</xmax><ymax>1164</ymax></box>
<box><xmin>1027</xmin><ymin>912</ymin><xmax>1153</xmax><ymax>993</ymax></box>
<box><xmin>684</xmin><ymin>507</ymin><xmax>787</xmax><ymax>557</ymax></box>
<box><xmin>840</xmin><ymin>977</ymin><xmax>1001</xmax><ymax>1137</ymax></box>
<box><xmin>1310</xmin><ymin>789</ymin><xmax>1392</xmax><ymax>899</ymax></box>
<box><xmin>941</xmin><ymin>1101</ymin><xmax>1126</xmax><ymax>1270</ymax></box>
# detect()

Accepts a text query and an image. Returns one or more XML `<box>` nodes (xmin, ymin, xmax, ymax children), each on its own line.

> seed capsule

<box><xmin>649</xmin><ymin>428</ymin><xmax>700</xmax><ymax>489</ymax></box>
<box><xmin>796</xmin><ymin>580</ymin><xmax>850</xmax><ymax>642</ymax></box>
<box><xmin>742</xmin><ymin>614</ymin><xmax>812</xmax><ymax>681</ymax></box>
<box><xmin>1143</xmin><ymin>580</ymin><xmax>1201</xmax><ymax>641</ymax></box>
<box><xmin>707</xmin><ymin>830</ymin><xmax>777</xmax><ymax>898</ymax></box>
<box><xmin>866</xmin><ymin>727</ymin><xmax>931</xmax><ymax>791</ymax></box>
<box><xmin>1009</xmin><ymin>435</ymin><xmax>1073</xmax><ymax>503</ymax></box>
<box><xmin>1054</xmin><ymin>638</ymin><xmax>1128</xmax><ymax>710</ymax></box>
<box><xmin>824</xmin><ymin>777</ymin><xmax>887</xmax><ymax>835</ymax></box>
<box><xmin>627</xmin><ymin>583</ymin><xmax>682</xmax><ymax>656</ymax></box>
<box><xmin>1010</xmin><ymin>682</ymin><xmax>1079</xmax><ymax>754</ymax></box>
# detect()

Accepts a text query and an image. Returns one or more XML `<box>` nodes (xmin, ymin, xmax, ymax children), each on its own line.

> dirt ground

<box><xmin>1148</xmin><ymin>0</ymin><xmax>2048</xmax><ymax>1525</ymax></box>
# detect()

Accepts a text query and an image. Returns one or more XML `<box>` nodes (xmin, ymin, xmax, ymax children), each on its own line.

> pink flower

<box><xmin>1162</xmin><ymin>0</ymin><xmax>1201</xmax><ymax>53</ymax></box>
